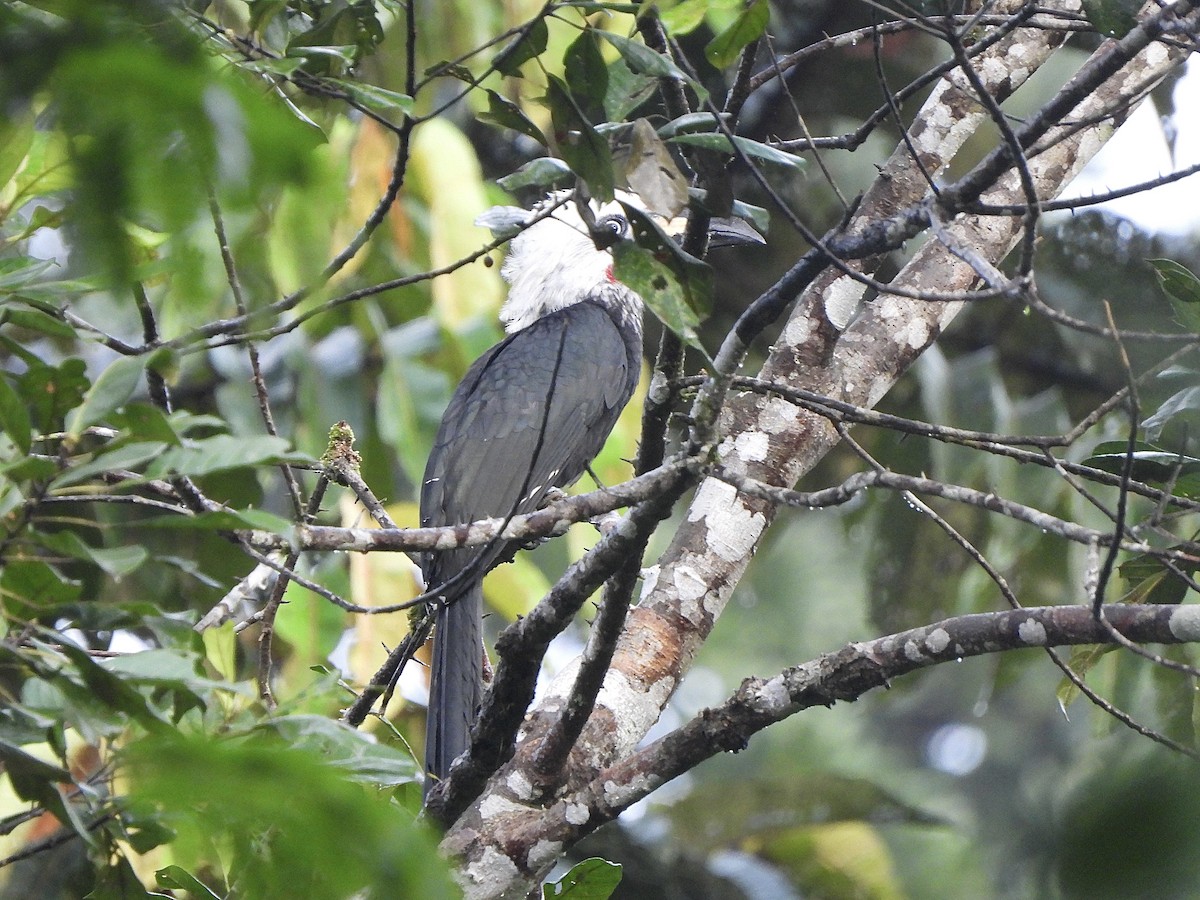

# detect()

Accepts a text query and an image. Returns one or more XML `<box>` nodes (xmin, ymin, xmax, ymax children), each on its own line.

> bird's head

<box><xmin>478</xmin><ymin>190</ymin><xmax>763</xmax><ymax>333</ymax></box>
<box><xmin>485</xmin><ymin>191</ymin><xmax>639</xmax><ymax>332</ymax></box>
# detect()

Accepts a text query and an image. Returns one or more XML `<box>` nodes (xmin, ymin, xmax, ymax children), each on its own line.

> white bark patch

<box><xmin>462</xmin><ymin>848</ymin><xmax>521</xmax><ymax>900</ymax></box>
<box><xmin>687</xmin><ymin>479</ymin><xmax>767</xmax><ymax>563</ymax></box>
<box><xmin>759</xmin><ymin>676</ymin><xmax>791</xmax><ymax>711</ymax></box>
<box><xmin>824</xmin><ymin>277</ymin><xmax>867</xmax><ymax>330</ymax></box>
<box><xmin>596</xmin><ymin>669</ymin><xmax>676</xmax><ymax>758</ymax></box>
<box><xmin>1169</xmin><ymin>607</ymin><xmax>1200</xmax><ymax>643</ymax></box>
<box><xmin>506</xmin><ymin>769</ymin><xmax>534</xmax><ymax>802</ymax></box>
<box><xmin>1017</xmin><ymin>619</ymin><xmax>1047</xmax><ymax>645</ymax></box>
<box><xmin>638</xmin><ymin>564</ymin><xmax>662</xmax><ymax>601</ymax></box>
<box><xmin>903</xmin><ymin>640</ymin><xmax>925</xmax><ymax>661</ymax></box>
<box><xmin>733</xmin><ymin>430</ymin><xmax>770</xmax><ymax>463</ymax></box>
<box><xmin>564</xmin><ymin>803</ymin><xmax>590</xmax><ymax>826</ymax></box>
<box><xmin>479</xmin><ymin>792</ymin><xmax>527</xmax><ymax>820</ymax></box>
<box><xmin>673</xmin><ymin>562</ymin><xmax>709</xmax><ymax>622</ymax></box>
<box><xmin>537</xmin><ymin>657</ymin><xmax>581</xmax><ymax>706</ymax></box>
<box><xmin>781</xmin><ymin>310</ymin><xmax>816</xmax><ymax>345</ymax></box>
<box><xmin>759</xmin><ymin>397</ymin><xmax>799</xmax><ymax>435</ymax></box>
<box><xmin>528</xmin><ymin>839</ymin><xmax>565</xmax><ymax>869</ymax></box>
<box><xmin>925</xmin><ymin>627</ymin><xmax>950</xmax><ymax>654</ymax></box>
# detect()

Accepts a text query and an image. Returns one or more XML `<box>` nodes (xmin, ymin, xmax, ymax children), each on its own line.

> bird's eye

<box><xmin>593</xmin><ymin>214</ymin><xmax>628</xmax><ymax>247</ymax></box>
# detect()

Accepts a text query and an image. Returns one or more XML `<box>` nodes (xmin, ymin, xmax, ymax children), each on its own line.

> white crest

<box><xmin>483</xmin><ymin>191</ymin><xmax>646</xmax><ymax>333</ymax></box>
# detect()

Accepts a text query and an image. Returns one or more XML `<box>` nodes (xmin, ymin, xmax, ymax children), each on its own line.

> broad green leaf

<box><xmin>0</xmin><ymin>256</ymin><xmax>54</xmax><ymax>291</ymax></box>
<box><xmin>599</xmin><ymin>32</ymin><xmax>706</xmax><ymax>102</ymax></box>
<box><xmin>257</xmin><ymin>715</ymin><xmax>420</xmax><ymax>786</ymax></box>
<box><xmin>66</xmin><ymin>355</ymin><xmax>146</xmax><ymax>439</ymax></box>
<box><xmin>1084</xmin><ymin>443</ymin><xmax>1200</xmax><ymax>481</ymax></box>
<box><xmin>659</xmin><ymin>0</ymin><xmax>711</xmax><ymax>35</ymax></box>
<box><xmin>0</xmin><ymin>373</ymin><xmax>32</xmax><ymax>454</ymax></box>
<box><xmin>140</xmin><ymin>508</ymin><xmax>294</xmax><ymax>534</ymax></box>
<box><xmin>329</xmin><ymin>79</ymin><xmax>414</xmax><ymax>117</ymax></box>
<box><xmin>51</xmin><ymin>441</ymin><xmax>169</xmax><ymax>489</ymax></box>
<box><xmin>1082</xmin><ymin>0</ymin><xmax>1142</xmax><ymax>37</ymax></box>
<box><xmin>705</xmin><ymin>0</ymin><xmax>769</xmax><ymax>69</ymax></box>
<box><xmin>53</xmin><ymin>640</ymin><xmax>171</xmax><ymax>733</ymax></box>
<box><xmin>669</xmin><ymin>132</ymin><xmax>803</xmax><ymax>169</ymax></box>
<box><xmin>564</xmin><ymin>29</ymin><xmax>609</xmax><ymax>117</ymax></box>
<box><xmin>603</xmin><ymin>52</ymin><xmax>659</xmax><ymax>121</ymax></box>
<box><xmin>1148</xmin><ymin>258</ymin><xmax>1200</xmax><ymax>333</ymax></box>
<box><xmin>658</xmin><ymin>112</ymin><xmax>730</xmax><ymax>138</ymax></box>
<box><xmin>613</xmin><ymin>242</ymin><xmax>706</xmax><ymax>352</ymax></box>
<box><xmin>155</xmin><ymin>866</ymin><xmax>222</xmax><ymax>900</ymax></box>
<box><xmin>497</xmin><ymin>157</ymin><xmax>573</xmax><ymax>192</ymax></box>
<box><xmin>0</xmin><ymin>112</ymin><xmax>35</xmax><ymax>189</ymax></box>
<box><xmin>0</xmin><ymin>740</ymin><xmax>72</xmax><ymax>802</ymax></box>
<box><xmin>546</xmin><ymin>75</ymin><xmax>614</xmax><ymax>201</ymax></box>
<box><xmin>0</xmin><ymin>560</ymin><xmax>82</xmax><ymax>613</ymax></box>
<box><xmin>111</xmin><ymin>402</ymin><xmax>181</xmax><ymax>445</ymax></box>
<box><xmin>124</xmin><ymin>733</ymin><xmax>455</xmax><ymax>899</ymax></box>
<box><xmin>544</xmin><ymin>858</ymin><xmax>622</xmax><ymax>899</ymax></box>
<box><xmin>482</xmin><ymin>90</ymin><xmax>547</xmax><ymax>145</ymax></box>
<box><xmin>146</xmin><ymin>434</ymin><xmax>304</xmax><ymax>479</ymax></box>
<box><xmin>492</xmin><ymin>17</ymin><xmax>549</xmax><ymax>77</ymax></box>
<box><xmin>35</xmin><ymin>530</ymin><xmax>149</xmax><ymax>577</ymax></box>
<box><xmin>1</xmin><ymin>306</ymin><xmax>76</xmax><ymax>338</ymax></box>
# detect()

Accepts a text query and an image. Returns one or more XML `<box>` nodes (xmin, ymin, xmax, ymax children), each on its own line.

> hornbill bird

<box><xmin>420</xmin><ymin>191</ymin><xmax>761</xmax><ymax>792</ymax></box>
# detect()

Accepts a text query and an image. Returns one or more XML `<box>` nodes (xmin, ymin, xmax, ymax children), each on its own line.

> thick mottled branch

<box><xmin>523</xmin><ymin>603</ymin><xmax>1200</xmax><ymax>850</ymax></box>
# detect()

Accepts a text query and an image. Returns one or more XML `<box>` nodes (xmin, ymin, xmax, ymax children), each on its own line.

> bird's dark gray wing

<box><xmin>420</xmin><ymin>299</ymin><xmax>634</xmax><ymax>584</ymax></box>
<box><xmin>420</xmin><ymin>299</ymin><xmax>636</xmax><ymax>787</ymax></box>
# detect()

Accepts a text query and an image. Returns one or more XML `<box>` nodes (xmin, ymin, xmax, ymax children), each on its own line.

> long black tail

<box><xmin>424</xmin><ymin>581</ymin><xmax>483</xmax><ymax>795</ymax></box>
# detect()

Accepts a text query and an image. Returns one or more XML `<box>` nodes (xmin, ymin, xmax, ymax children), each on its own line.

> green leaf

<box><xmin>598</xmin><ymin>32</ymin><xmax>706</xmax><ymax>103</ymax></box>
<box><xmin>1082</xmin><ymin>0</ymin><xmax>1141</xmax><ymax>37</ymax></box>
<box><xmin>497</xmin><ymin>157</ymin><xmax>573</xmax><ymax>192</ymax></box>
<box><xmin>0</xmin><ymin>113</ymin><xmax>35</xmax><ymax>189</ymax></box>
<box><xmin>66</xmin><ymin>355</ymin><xmax>146</xmax><ymax>439</ymax></box>
<box><xmin>0</xmin><ymin>256</ymin><xmax>55</xmax><ymax>291</ymax></box>
<box><xmin>543</xmin><ymin>858</ymin><xmax>623</xmax><ymax>899</ymax></box>
<box><xmin>51</xmin><ymin>441</ymin><xmax>169</xmax><ymax>489</ymax></box>
<box><xmin>1143</xmin><ymin>386</ymin><xmax>1200</xmax><ymax>443</ymax></box>
<box><xmin>140</xmin><ymin>508</ymin><xmax>294</xmax><ymax>534</ymax></box>
<box><xmin>564</xmin><ymin>29</ymin><xmax>609</xmax><ymax>118</ymax></box>
<box><xmin>53</xmin><ymin>640</ymin><xmax>171</xmax><ymax>733</ymax></box>
<box><xmin>1148</xmin><ymin>259</ymin><xmax>1200</xmax><ymax>333</ymax></box>
<box><xmin>145</xmin><ymin>434</ymin><xmax>305</xmax><ymax>479</ymax></box>
<box><xmin>0</xmin><ymin>560</ymin><xmax>82</xmax><ymax>614</ymax></box>
<box><xmin>1</xmin><ymin>306</ymin><xmax>75</xmax><ymax>339</ymax></box>
<box><xmin>492</xmin><ymin>17</ymin><xmax>549</xmax><ymax>77</ymax></box>
<box><xmin>546</xmin><ymin>75</ymin><xmax>614</xmax><ymax>201</ymax></box>
<box><xmin>34</xmin><ymin>530</ymin><xmax>149</xmax><ymax>577</ymax></box>
<box><xmin>669</xmin><ymin>132</ymin><xmax>803</xmax><ymax>169</ymax></box>
<box><xmin>0</xmin><ymin>740</ymin><xmax>72</xmax><ymax>803</ymax></box>
<box><xmin>0</xmin><ymin>373</ymin><xmax>32</xmax><ymax>454</ymax></box>
<box><xmin>613</xmin><ymin>240</ymin><xmax>709</xmax><ymax>353</ymax></box>
<box><xmin>1084</xmin><ymin>442</ymin><xmax>1200</xmax><ymax>482</ymax></box>
<box><xmin>659</xmin><ymin>0</ymin><xmax>711</xmax><ymax>36</ymax></box>
<box><xmin>329</xmin><ymin>79</ymin><xmax>414</xmax><ymax>117</ymax></box>
<box><xmin>257</xmin><ymin>715</ymin><xmax>420</xmax><ymax>786</ymax></box>
<box><xmin>603</xmin><ymin>53</ymin><xmax>659</xmax><ymax>121</ymax></box>
<box><xmin>481</xmin><ymin>90</ymin><xmax>547</xmax><ymax>145</ymax></box>
<box><xmin>705</xmin><ymin>0</ymin><xmax>769</xmax><ymax>69</ymax></box>
<box><xmin>155</xmin><ymin>866</ymin><xmax>223</xmax><ymax>900</ymax></box>
<box><xmin>1119</xmin><ymin>552</ymin><xmax>1191</xmax><ymax>605</ymax></box>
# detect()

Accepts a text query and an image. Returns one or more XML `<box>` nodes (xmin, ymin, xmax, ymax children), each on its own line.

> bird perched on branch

<box><xmin>419</xmin><ymin>190</ymin><xmax>760</xmax><ymax>793</ymax></box>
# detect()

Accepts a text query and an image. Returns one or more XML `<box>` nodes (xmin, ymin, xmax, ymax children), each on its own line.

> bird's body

<box><xmin>420</xmin><ymin>196</ymin><xmax>644</xmax><ymax>789</ymax></box>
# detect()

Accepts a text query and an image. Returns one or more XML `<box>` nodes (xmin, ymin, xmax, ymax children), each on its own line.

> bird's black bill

<box><xmin>707</xmin><ymin>217</ymin><xmax>766</xmax><ymax>249</ymax></box>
